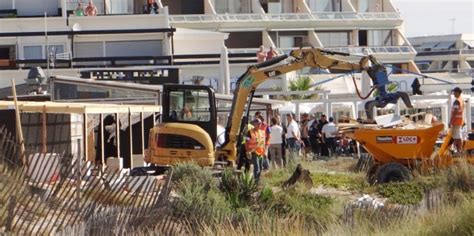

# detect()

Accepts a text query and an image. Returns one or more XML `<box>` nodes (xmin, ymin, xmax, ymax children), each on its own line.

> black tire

<box><xmin>130</xmin><ymin>167</ymin><xmax>148</xmax><ymax>176</ymax></box>
<box><xmin>366</xmin><ymin>164</ymin><xmax>379</xmax><ymax>185</ymax></box>
<box><xmin>356</xmin><ymin>154</ymin><xmax>374</xmax><ymax>172</ymax></box>
<box><xmin>375</xmin><ymin>162</ymin><xmax>411</xmax><ymax>184</ymax></box>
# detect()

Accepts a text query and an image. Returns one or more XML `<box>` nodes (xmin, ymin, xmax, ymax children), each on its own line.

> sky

<box><xmin>391</xmin><ymin>0</ymin><xmax>474</xmax><ymax>37</ymax></box>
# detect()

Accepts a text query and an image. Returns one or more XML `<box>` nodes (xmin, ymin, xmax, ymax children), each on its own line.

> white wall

<box><xmin>174</xmin><ymin>29</ymin><xmax>228</xmax><ymax>55</ymax></box>
<box><xmin>174</xmin><ymin>38</ymin><xmax>224</xmax><ymax>55</ymax></box>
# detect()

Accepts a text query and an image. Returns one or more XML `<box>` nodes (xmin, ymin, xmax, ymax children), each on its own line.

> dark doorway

<box><xmin>358</xmin><ymin>30</ymin><xmax>368</xmax><ymax>46</ymax></box>
<box><xmin>181</xmin><ymin>0</ymin><xmax>204</xmax><ymax>14</ymax></box>
<box><xmin>226</xmin><ymin>32</ymin><xmax>263</xmax><ymax>48</ymax></box>
<box><xmin>0</xmin><ymin>46</ymin><xmax>15</xmax><ymax>68</ymax></box>
<box><xmin>0</xmin><ymin>48</ymin><xmax>9</xmax><ymax>59</ymax></box>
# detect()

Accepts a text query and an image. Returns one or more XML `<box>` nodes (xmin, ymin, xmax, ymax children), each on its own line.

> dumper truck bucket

<box><xmin>353</xmin><ymin>123</ymin><xmax>444</xmax><ymax>164</ymax></box>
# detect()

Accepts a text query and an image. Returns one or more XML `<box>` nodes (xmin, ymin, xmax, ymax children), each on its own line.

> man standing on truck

<box><xmin>449</xmin><ymin>87</ymin><xmax>464</xmax><ymax>154</ymax></box>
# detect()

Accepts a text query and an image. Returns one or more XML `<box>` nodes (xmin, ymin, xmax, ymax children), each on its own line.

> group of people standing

<box><xmin>256</xmin><ymin>45</ymin><xmax>279</xmax><ymax>63</ymax></box>
<box><xmin>239</xmin><ymin>111</ymin><xmax>343</xmax><ymax>183</ymax></box>
<box><xmin>74</xmin><ymin>1</ymin><xmax>98</xmax><ymax>16</ymax></box>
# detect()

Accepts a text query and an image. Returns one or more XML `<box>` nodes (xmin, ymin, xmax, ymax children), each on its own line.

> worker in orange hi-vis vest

<box><xmin>245</xmin><ymin>119</ymin><xmax>266</xmax><ymax>183</ymax></box>
<box><xmin>449</xmin><ymin>87</ymin><xmax>464</xmax><ymax>154</ymax></box>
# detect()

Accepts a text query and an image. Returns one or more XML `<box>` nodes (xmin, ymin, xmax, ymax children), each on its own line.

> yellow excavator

<box><xmin>137</xmin><ymin>48</ymin><xmax>417</xmax><ymax>174</ymax></box>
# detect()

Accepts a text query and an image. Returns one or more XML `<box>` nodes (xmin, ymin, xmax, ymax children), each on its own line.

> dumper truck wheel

<box><xmin>375</xmin><ymin>162</ymin><xmax>410</xmax><ymax>184</ymax></box>
<box><xmin>366</xmin><ymin>164</ymin><xmax>379</xmax><ymax>185</ymax></box>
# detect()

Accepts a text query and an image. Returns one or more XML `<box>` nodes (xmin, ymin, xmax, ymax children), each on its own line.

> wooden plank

<box><xmin>41</xmin><ymin>106</ymin><xmax>47</xmax><ymax>153</ymax></box>
<box><xmin>141</xmin><ymin>112</ymin><xmax>145</xmax><ymax>158</ymax></box>
<box><xmin>128</xmin><ymin>110</ymin><xmax>133</xmax><ymax>169</ymax></box>
<box><xmin>100</xmin><ymin>113</ymin><xmax>105</xmax><ymax>166</ymax></box>
<box><xmin>83</xmin><ymin>113</ymin><xmax>88</xmax><ymax>162</ymax></box>
<box><xmin>0</xmin><ymin>101</ymin><xmax>162</xmax><ymax>115</ymax></box>
<box><xmin>116</xmin><ymin>113</ymin><xmax>120</xmax><ymax>159</ymax></box>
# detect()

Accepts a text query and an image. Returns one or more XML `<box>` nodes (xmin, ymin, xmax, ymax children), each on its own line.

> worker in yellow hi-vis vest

<box><xmin>245</xmin><ymin>119</ymin><xmax>266</xmax><ymax>183</ymax></box>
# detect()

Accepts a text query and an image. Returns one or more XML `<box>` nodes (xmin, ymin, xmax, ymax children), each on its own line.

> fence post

<box><xmin>76</xmin><ymin>138</ymin><xmax>82</xmax><ymax>211</ymax></box>
<box><xmin>5</xmin><ymin>195</ymin><xmax>16</xmax><ymax>232</ymax></box>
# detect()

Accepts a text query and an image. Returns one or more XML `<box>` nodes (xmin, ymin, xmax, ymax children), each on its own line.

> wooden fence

<box><xmin>0</xmin><ymin>125</ymin><xmax>185</xmax><ymax>235</ymax></box>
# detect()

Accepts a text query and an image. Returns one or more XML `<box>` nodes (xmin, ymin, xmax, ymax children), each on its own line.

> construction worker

<box><xmin>255</xmin><ymin>111</ymin><xmax>271</xmax><ymax>170</ymax></box>
<box><xmin>449</xmin><ymin>87</ymin><xmax>464</xmax><ymax>154</ymax></box>
<box><xmin>246</xmin><ymin>119</ymin><xmax>266</xmax><ymax>183</ymax></box>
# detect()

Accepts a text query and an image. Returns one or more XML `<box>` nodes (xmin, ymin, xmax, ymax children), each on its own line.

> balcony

<box><xmin>230</xmin><ymin>46</ymin><xmax>416</xmax><ymax>59</ymax></box>
<box><xmin>274</xmin><ymin>46</ymin><xmax>416</xmax><ymax>63</ymax></box>
<box><xmin>325</xmin><ymin>46</ymin><xmax>416</xmax><ymax>55</ymax></box>
<box><xmin>169</xmin><ymin>12</ymin><xmax>402</xmax><ymax>30</ymax></box>
<box><xmin>416</xmin><ymin>50</ymin><xmax>461</xmax><ymax>57</ymax></box>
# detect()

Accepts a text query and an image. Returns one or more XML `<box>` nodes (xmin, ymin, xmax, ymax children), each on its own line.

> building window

<box><xmin>369</xmin><ymin>30</ymin><xmax>393</xmax><ymax>46</ymax></box>
<box><xmin>46</xmin><ymin>45</ymin><xmax>65</xmax><ymax>58</ymax></box>
<box><xmin>23</xmin><ymin>45</ymin><xmax>65</xmax><ymax>60</ymax></box>
<box><xmin>23</xmin><ymin>46</ymin><xmax>43</xmax><ymax>59</ymax></box>
<box><xmin>351</xmin><ymin>0</ymin><xmax>383</xmax><ymax>12</ymax></box>
<box><xmin>215</xmin><ymin>0</ymin><xmax>252</xmax><ymax>13</ymax></box>
<box><xmin>317</xmin><ymin>31</ymin><xmax>351</xmax><ymax>47</ymax></box>
<box><xmin>269</xmin><ymin>31</ymin><xmax>308</xmax><ymax>48</ymax></box>
<box><xmin>307</xmin><ymin>0</ymin><xmax>342</xmax><ymax>12</ymax></box>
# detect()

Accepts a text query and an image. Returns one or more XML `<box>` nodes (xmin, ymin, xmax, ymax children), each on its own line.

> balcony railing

<box><xmin>324</xmin><ymin>46</ymin><xmax>415</xmax><ymax>55</ymax></box>
<box><xmin>4</xmin><ymin>52</ymin><xmax>258</xmax><ymax>70</ymax></box>
<box><xmin>461</xmin><ymin>49</ymin><xmax>474</xmax><ymax>55</ymax></box>
<box><xmin>274</xmin><ymin>46</ymin><xmax>414</xmax><ymax>55</ymax></box>
<box><xmin>169</xmin><ymin>12</ymin><xmax>401</xmax><ymax>23</ymax></box>
<box><xmin>416</xmin><ymin>50</ymin><xmax>461</xmax><ymax>56</ymax></box>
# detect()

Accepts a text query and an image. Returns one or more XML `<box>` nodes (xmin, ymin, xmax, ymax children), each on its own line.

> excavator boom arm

<box><xmin>219</xmin><ymin>48</ymin><xmax>367</xmax><ymax>162</ymax></box>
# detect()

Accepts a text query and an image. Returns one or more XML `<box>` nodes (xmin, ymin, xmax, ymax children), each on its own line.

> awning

<box><xmin>418</xmin><ymin>41</ymin><xmax>439</xmax><ymax>49</ymax></box>
<box><xmin>0</xmin><ymin>101</ymin><xmax>161</xmax><ymax>114</ymax></box>
<box><xmin>464</xmin><ymin>40</ymin><xmax>474</xmax><ymax>48</ymax></box>
<box><xmin>433</xmin><ymin>41</ymin><xmax>455</xmax><ymax>50</ymax></box>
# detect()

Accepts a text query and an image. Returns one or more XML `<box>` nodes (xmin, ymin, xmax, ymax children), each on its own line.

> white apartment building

<box><xmin>409</xmin><ymin>34</ymin><xmax>474</xmax><ymax>73</ymax></box>
<box><xmin>167</xmin><ymin>0</ymin><xmax>418</xmax><ymax>69</ymax></box>
<box><xmin>0</xmin><ymin>0</ymin><xmax>419</xmax><ymax>88</ymax></box>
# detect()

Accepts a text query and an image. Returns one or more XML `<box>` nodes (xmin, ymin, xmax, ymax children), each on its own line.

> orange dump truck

<box><xmin>348</xmin><ymin>123</ymin><xmax>474</xmax><ymax>184</ymax></box>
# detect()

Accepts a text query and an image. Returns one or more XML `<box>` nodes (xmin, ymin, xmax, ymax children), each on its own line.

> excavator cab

<box><xmin>162</xmin><ymin>84</ymin><xmax>217</xmax><ymax>143</ymax></box>
<box><xmin>144</xmin><ymin>84</ymin><xmax>218</xmax><ymax>168</ymax></box>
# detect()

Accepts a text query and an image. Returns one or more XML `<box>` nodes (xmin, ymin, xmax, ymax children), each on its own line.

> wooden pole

<box><xmin>41</xmin><ymin>105</ymin><xmax>47</xmax><ymax>153</ymax></box>
<box><xmin>141</xmin><ymin>112</ymin><xmax>145</xmax><ymax>158</ymax></box>
<box><xmin>116</xmin><ymin>113</ymin><xmax>120</xmax><ymax>160</ymax></box>
<box><xmin>83</xmin><ymin>113</ymin><xmax>88</xmax><ymax>162</ymax></box>
<box><xmin>11</xmin><ymin>79</ymin><xmax>26</xmax><ymax>165</ymax></box>
<box><xmin>100</xmin><ymin>113</ymin><xmax>105</xmax><ymax>166</ymax></box>
<box><xmin>128</xmin><ymin>110</ymin><xmax>133</xmax><ymax>169</ymax></box>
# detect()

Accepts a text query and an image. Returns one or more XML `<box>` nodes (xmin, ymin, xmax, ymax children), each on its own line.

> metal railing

<box><xmin>461</xmin><ymin>49</ymin><xmax>474</xmax><ymax>55</ymax></box>
<box><xmin>416</xmin><ymin>50</ymin><xmax>461</xmax><ymax>56</ymax></box>
<box><xmin>169</xmin><ymin>12</ymin><xmax>401</xmax><ymax>23</ymax></box>
<box><xmin>6</xmin><ymin>52</ymin><xmax>258</xmax><ymax>70</ymax></box>
<box><xmin>325</xmin><ymin>46</ymin><xmax>415</xmax><ymax>55</ymax></box>
<box><xmin>275</xmin><ymin>46</ymin><xmax>415</xmax><ymax>55</ymax></box>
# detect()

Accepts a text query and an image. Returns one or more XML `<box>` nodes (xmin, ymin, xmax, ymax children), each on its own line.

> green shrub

<box><xmin>171</xmin><ymin>163</ymin><xmax>216</xmax><ymax>190</ymax></box>
<box><xmin>377</xmin><ymin>182</ymin><xmax>423</xmax><ymax>205</ymax></box>
<box><xmin>270</xmin><ymin>188</ymin><xmax>333</xmax><ymax>227</ymax></box>
<box><xmin>312</xmin><ymin>172</ymin><xmax>363</xmax><ymax>190</ymax></box>
<box><xmin>262</xmin><ymin>168</ymin><xmax>291</xmax><ymax>187</ymax></box>
<box><xmin>445</xmin><ymin>163</ymin><xmax>474</xmax><ymax>192</ymax></box>
<box><xmin>172</xmin><ymin>181</ymin><xmax>231</xmax><ymax>224</ymax></box>
<box><xmin>259</xmin><ymin>186</ymin><xmax>274</xmax><ymax>204</ymax></box>
<box><xmin>219</xmin><ymin>170</ymin><xmax>258</xmax><ymax>209</ymax></box>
